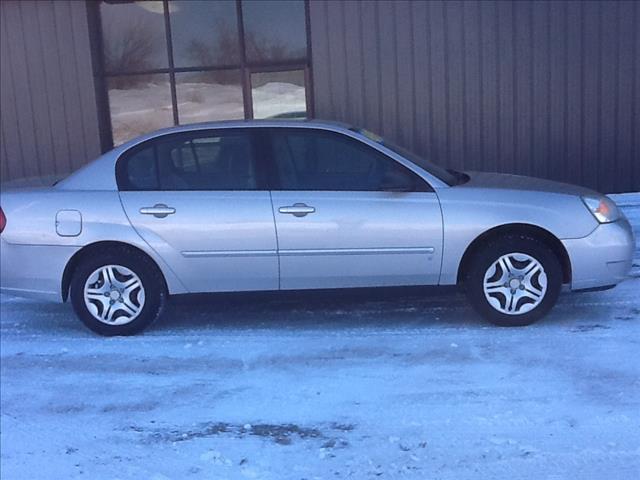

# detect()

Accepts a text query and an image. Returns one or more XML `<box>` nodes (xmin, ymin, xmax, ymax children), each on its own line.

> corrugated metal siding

<box><xmin>0</xmin><ymin>0</ymin><xmax>101</xmax><ymax>184</ymax></box>
<box><xmin>309</xmin><ymin>0</ymin><xmax>640</xmax><ymax>193</ymax></box>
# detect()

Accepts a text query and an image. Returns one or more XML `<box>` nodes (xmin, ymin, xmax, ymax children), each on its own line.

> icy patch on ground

<box><xmin>1</xmin><ymin>198</ymin><xmax>639</xmax><ymax>479</ymax></box>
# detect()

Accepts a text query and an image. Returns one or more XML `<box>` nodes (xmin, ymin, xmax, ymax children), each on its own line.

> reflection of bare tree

<box><xmin>105</xmin><ymin>19</ymin><xmax>159</xmax><ymax>88</ymax></box>
<box><xmin>184</xmin><ymin>21</ymin><xmax>239</xmax><ymax>84</ymax></box>
<box><xmin>185</xmin><ymin>19</ymin><xmax>305</xmax><ymax>83</ymax></box>
<box><xmin>186</xmin><ymin>21</ymin><xmax>238</xmax><ymax>66</ymax></box>
<box><xmin>245</xmin><ymin>31</ymin><xmax>305</xmax><ymax>63</ymax></box>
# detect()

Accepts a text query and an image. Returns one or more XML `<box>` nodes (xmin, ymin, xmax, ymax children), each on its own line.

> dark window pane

<box><xmin>156</xmin><ymin>133</ymin><xmax>257</xmax><ymax>190</ymax></box>
<box><xmin>169</xmin><ymin>0</ymin><xmax>240</xmax><ymax>68</ymax></box>
<box><xmin>100</xmin><ymin>1</ymin><xmax>168</xmax><ymax>74</ymax></box>
<box><xmin>251</xmin><ymin>70</ymin><xmax>306</xmax><ymax>119</ymax></box>
<box><xmin>107</xmin><ymin>74</ymin><xmax>174</xmax><ymax>145</ymax></box>
<box><xmin>120</xmin><ymin>132</ymin><xmax>259</xmax><ymax>191</ymax></box>
<box><xmin>242</xmin><ymin>0</ymin><xmax>307</xmax><ymax>63</ymax></box>
<box><xmin>270</xmin><ymin>130</ymin><xmax>427</xmax><ymax>191</ymax></box>
<box><xmin>176</xmin><ymin>71</ymin><xmax>244</xmax><ymax>124</ymax></box>
<box><xmin>125</xmin><ymin>146</ymin><xmax>158</xmax><ymax>190</ymax></box>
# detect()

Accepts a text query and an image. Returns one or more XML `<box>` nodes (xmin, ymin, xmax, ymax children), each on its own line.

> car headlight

<box><xmin>581</xmin><ymin>195</ymin><xmax>621</xmax><ymax>223</ymax></box>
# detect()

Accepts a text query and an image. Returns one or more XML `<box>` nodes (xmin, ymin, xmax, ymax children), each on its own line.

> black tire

<box><xmin>70</xmin><ymin>248</ymin><xmax>166</xmax><ymax>336</ymax></box>
<box><xmin>464</xmin><ymin>233</ymin><xmax>562</xmax><ymax>326</ymax></box>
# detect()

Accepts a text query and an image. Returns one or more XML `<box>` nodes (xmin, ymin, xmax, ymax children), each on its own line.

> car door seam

<box><xmin>268</xmin><ymin>191</ymin><xmax>282</xmax><ymax>289</ymax></box>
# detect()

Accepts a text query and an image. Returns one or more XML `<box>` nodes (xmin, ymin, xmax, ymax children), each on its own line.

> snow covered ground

<box><xmin>1</xmin><ymin>194</ymin><xmax>639</xmax><ymax>480</ymax></box>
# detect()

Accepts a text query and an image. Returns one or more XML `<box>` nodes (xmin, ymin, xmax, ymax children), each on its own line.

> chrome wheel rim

<box><xmin>83</xmin><ymin>265</ymin><xmax>145</xmax><ymax>325</ymax></box>
<box><xmin>483</xmin><ymin>253</ymin><xmax>547</xmax><ymax>315</ymax></box>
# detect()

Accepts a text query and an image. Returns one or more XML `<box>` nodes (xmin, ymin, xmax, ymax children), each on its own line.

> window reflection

<box><xmin>169</xmin><ymin>0</ymin><xmax>240</xmax><ymax>68</ymax></box>
<box><xmin>242</xmin><ymin>0</ymin><xmax>307</xmax><ymax>63</ymax></box>
<box><xmin>107</xmin><ymin>74</ymin><xmax>174</xmax><ymax>145</ymax></box>
<box><xmin>100</xmin><ymin>1</ymin><xmax>168</xmax><ymax>73</ymax></box>
<box><xmin>99</xmin><ymin>0</ymin><xmax>311</xmax><ymax>145</ymax></box>
<box><xmin>176</xmin><ymin>71</ymin><xmax>245</xmax><ymax>124</ymax></box>
<box><xmin>251</xmin><ymin>70</ymin><xmax>306</xmax><ymax>119</ymax></box>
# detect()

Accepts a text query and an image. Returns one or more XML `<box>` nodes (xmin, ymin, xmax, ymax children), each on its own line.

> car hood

<box><xmin>458</xmin><ymin>171</ymin><xmax>598</xmax><ymax>197</ymax></box>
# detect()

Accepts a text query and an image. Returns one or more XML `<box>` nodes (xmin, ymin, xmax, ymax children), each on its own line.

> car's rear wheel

<box><xmin>464</xmin><ymin>234</ymin><xmax>562</xmax><ymax>326</ymax></box>
<box><xmin>70</xmin><ymin>250</ymin><xmax>165</xmax><ymax>335</ymax></box>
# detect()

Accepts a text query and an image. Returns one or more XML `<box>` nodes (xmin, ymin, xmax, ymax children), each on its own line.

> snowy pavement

<box><xmin>1</xmin><ymin>195</ymin><xmax>639</xmax><ymax>480</ymax></box>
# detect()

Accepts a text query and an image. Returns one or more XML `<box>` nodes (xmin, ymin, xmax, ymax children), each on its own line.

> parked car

<box><xmin>0</xmin><ymin>121</ymin><xmax>634</xmax><ymax>335</ymax></box>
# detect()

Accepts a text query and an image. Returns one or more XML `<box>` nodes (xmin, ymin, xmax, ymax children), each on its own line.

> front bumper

<box><xmin>0</xmin><ymin>239</ymin><xmax>79</xmax><ymax>302</ymax></box>
<box><xmin>562</xmin><ymin>217</ymin><xmax>635</xmax><ymax>291</ymax></box>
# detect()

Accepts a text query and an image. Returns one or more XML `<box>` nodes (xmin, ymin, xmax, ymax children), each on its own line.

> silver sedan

<box><xmin>0</xmin><ymin>121</ymin><xmax>635</xmax><ymax>335</ymax></box>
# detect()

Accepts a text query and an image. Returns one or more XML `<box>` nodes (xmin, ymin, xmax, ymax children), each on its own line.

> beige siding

<box><xmin>0</xmin><ymin>0</ymin><xmax>101</xmax><ymax>184</ymax></box>
<box><xmin>309</xmin><ymin>0</ymin><xmax>640</xmax><ymax>193</ymax></box>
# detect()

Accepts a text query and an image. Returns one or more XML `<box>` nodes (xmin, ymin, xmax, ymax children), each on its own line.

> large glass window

<box><xmin>96</xmin><ymin>0</ymin><xmax>311</xmax><ymax>147</ymax></box>
<box><xmin>268</xmin><ymin>130</ymin><xmax>430</xmax><ymax>192</ymax></box>
<box><xmin>118</xmin><ymin>131</ymin><xmax>259</xmax><ymax>191</ymax></box>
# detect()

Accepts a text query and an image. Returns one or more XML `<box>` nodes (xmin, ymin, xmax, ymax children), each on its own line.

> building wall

<box><xmin>0</xmin><ymin>0</ymin><xmax>101</xmax><ymax>184</ymax></box>
<box><xmin>309</xmin><ymin>0</ymin><xmax>640</xmax><ymax>193</ymax></box>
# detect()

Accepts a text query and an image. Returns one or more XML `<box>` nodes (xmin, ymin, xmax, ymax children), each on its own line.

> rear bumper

<box><xmin>562</xmin><ymin>217</ymin><xmax>635</xmax><ymax>291</ymax></box>
<box><xmin>0</xmin><ymin>239</ymin><xmax>79</xmax><ymax>302</ymax></box>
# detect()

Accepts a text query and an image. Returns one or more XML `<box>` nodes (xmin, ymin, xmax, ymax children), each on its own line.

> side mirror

<box><xmin>380</xmin><ymin>170</ymin><xmax>415</xmax><ymax>192</ymax></box>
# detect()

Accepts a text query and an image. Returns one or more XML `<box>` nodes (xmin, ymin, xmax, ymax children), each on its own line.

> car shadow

<box><xmin>3</xmin><ymin>284</ymin><xmax>621</xmax><ymax>337</ymax></box>
<box><xmin>154</xmin><ymin>285</ymin><xmax>481</xmax><ymax>332</ymax></box>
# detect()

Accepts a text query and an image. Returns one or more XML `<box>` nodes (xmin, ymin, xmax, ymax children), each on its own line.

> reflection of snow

<box><xmin>109</xmin><ymin>81</ymin><xmax>306</xmax><ymax>145</ymax></box>
<box><xmin>251</xmin><ymin>82</ymin><xmax>306</xmax><ymax>119</ymax></box>
<box><xmin>176</xmin><ymin>82</ymin><xmax>244</xmax><ymax>125</ymax></box>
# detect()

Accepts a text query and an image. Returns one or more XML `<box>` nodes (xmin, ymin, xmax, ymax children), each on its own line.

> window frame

<box><xmin>88</xmin><ymin>0</ymin><xmax>314</xmax><ymax>151</ymax></box>
<box><xmin>116</xmin><ymin>128</ymin><xmax>268</xmax><ymax>192</ymax></box>
<box><xmin>260</xmin><ymin>128</ymin><xmax>435</xmax><ymax>193</ymax></box>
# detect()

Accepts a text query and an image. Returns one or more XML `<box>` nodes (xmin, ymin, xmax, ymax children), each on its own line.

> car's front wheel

<box><xmin>464</xmin><ymin>234</ymin><xmax>562</xmax><ymax>326</ymax></box>
<box><xmin>70</xmin><ymin>250</ymin><xmax>166</xmax><ymax>335</ymax></box>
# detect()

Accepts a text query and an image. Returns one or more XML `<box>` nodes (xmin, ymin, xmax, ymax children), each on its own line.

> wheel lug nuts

<box><xmin>519</xmin><ymin>285</ymin><xmax>525</xmax><ymax>290</ymax></box>
<box><xmin>109</xmin><ymin>300</ymin><xmax>115</xmax><ymax>305</ymax></box>
<box><xmin>104</xmin><ymin>293</ymin><xmax>110</xmax><ymax>297</ymax></box>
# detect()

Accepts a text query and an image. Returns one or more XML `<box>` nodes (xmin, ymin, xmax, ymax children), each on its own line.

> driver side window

<box><xmin>268</xmin><ymin>129</ymin><xmax>430</xmax><ymax>192</ymax></box>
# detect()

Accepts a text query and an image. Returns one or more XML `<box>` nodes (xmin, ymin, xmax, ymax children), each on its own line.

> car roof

<box><xmin>139</xmin><ymin>118</ymin><xmax>353</xmax><ymax>136</ymax></box>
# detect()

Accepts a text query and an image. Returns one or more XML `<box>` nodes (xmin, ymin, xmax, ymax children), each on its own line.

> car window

<box><xmin>353</xmin><ymin>128</ymin><xmax>459</xmax><ymax>186</ymax></box>
<box><xmin>268</xmin><ymin>129</ymin><xmax>431</xmax><ymax>192</ymax></box>
<box><xmin>118</xmin><ymin>131</ymin><xmax>259</xmax><ymax>191</ymax></box>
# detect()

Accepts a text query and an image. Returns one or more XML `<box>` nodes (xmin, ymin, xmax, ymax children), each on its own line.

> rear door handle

<box><xmin>139</xmin><ymin>204</ymin><xmax>176</xmax><ymax>218</ymax></box>
<box><xmin>278</xmin><ymin>203</ymin><xmax>316</xmax><ymax>217</ymax></box>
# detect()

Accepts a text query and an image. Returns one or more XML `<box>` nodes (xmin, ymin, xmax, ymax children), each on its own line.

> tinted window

<box><xmin>353</xmin><ymin>128</ymin><xmax>458</xmax><ymax>186</ymax></box>
<box><xmin>269</xmin><ymin>130</ymin><xmax>431</xmax><ymax>192</ymax></box>
<box><xmin>119</xmin><ymin>131</ymin><xmax>259</xmax><ymax>191</ymax></box>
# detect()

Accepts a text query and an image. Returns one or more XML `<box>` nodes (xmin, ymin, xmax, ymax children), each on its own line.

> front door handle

<box><xmin>140</xmin><ymin>204</ymin><xmax>176</xmax><ymax>218</ymax></box>
<box><xmin>278</xmin><ymin>203</ymin><xmax>316</xmax><ymax>217</ymax></box>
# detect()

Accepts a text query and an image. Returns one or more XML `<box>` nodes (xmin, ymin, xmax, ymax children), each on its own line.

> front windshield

<box><xmin>352</xmin><ymin>128</ymin><xmax>459</xmax><ymax>186</ymax></box>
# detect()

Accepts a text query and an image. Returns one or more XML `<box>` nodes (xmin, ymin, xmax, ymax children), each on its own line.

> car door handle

<box><xmin>139</xmin><ymin>204</ymin><xmax>176</xmax><ymax>218</ymax></box>
<box><xmin>278</xmin><ymin>203</ymin><xmax>316</xmax><ymax>217</ymax></box>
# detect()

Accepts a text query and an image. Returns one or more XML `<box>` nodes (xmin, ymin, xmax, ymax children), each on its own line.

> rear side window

<box><xmin>268</xmin><ymin>129</ymin><xmax>431</xmax><ymax>192</ymax></box>
<box><xmin>118</xmin><ymin>131</ymin><xmax>260</xmax><ymax>191</ymax></box>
